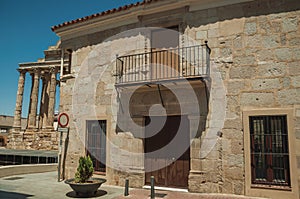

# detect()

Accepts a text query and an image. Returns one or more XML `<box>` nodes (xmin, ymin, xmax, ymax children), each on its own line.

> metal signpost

<box><xmin>57</xmin><ymin>113</ymin><xmax>69</xmax><ymax>182</ymax></box>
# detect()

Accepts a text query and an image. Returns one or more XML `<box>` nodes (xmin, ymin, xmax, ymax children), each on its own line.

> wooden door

<box><xmin>86</xmin><ymin>120</ymin><xmax>107</xmax><ymax>173</ymax></box>
<box><xmin>144</xmin><ymin>115</ymin><xmax>190</xmax><ymax>188</ymax></box>
<box><xmin>151</xmin><ymin>27</ymin><xmax>180</xmax><ymax>80</ymax></box>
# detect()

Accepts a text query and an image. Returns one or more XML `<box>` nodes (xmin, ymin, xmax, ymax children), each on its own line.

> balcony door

<box><xmin>86</xmin><ymin>120</ymin><xmax>106</xmax><ymax>173</ymax></box>
<box><xmin>151</xmin><ymin>26</ymin><xmax>180</xmax><ymax>80</ymax></box>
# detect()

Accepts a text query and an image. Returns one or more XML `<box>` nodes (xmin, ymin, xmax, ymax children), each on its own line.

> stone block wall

<box><xmin>59</xmin><ymin>33</ymin><xmax>149</xmax><ymax>183</ymax></box>
<box><xmin>185</xmin><ymin>0</ymin><xmax>300</xmax><ymax>196</ymax></box>
<box><xmin>7</xmin><ymin>130</ymin><xmax>58</xmax><ymax>150</ymax></box>
<box><xmin>58</xmin><ymin>0</ymin><xmax>300</xmax><ymax>197</ymax></box>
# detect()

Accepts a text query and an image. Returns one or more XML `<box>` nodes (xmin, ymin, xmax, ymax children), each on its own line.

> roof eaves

<box><xmin>51</xmin><ymin>0</ymin><xmax>160</xmax><ymax>32</ymax></box>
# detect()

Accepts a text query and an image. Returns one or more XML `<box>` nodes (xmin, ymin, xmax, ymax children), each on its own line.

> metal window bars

<box><xmin>249</xmin><ymin>115</ymin><xmax>290</xmax><ymax>186</ymax></box>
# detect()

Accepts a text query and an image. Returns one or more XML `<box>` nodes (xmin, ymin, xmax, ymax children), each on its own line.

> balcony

<box><xmin>115</xmin><ymin>43</ymin><xmax>211</xmax><ymax>86</ymax></box>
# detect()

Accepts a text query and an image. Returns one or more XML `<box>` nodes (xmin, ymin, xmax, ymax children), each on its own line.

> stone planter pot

<box><xmin>65</xmin><ymin>178</ymin><xmax>106</xmax><ymax>196</ymax></box>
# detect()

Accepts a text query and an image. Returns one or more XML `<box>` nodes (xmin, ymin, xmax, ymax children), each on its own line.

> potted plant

<box><xmin>65</xmin><ymin>156</ymin><xmax>106</xmax><ymax>196</ymax></box>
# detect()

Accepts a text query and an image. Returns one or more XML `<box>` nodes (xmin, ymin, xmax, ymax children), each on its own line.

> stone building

<box><xmin>12</xmin><ymin>0</ymin><xmax>300</xmax><ymax>198</ymax></box>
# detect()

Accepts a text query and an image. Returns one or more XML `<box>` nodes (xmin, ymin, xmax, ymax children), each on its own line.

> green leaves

<box><xmin>74</xmin><ymin>156</ymin><xmax>94</xmax><ymax>183</ymax></box>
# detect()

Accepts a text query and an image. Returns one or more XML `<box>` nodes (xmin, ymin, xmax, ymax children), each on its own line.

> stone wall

<box><xmin>185</xmin><ymin>0</ymin><xmax>300</xmax><ymax>197</ymax></box>
<box><xmin>7</xmin><ymin>130</ymin><xmax>58</xmax><ymax>150</ymax></box>
<box><xmin>59</xmin><ymin>34</ymin><xmax>148</xmax><ymax>182</ymax></box>
<box><xmin>58</xmin><ymin>0</ymin><xmax>300</xmax><ymax>197</ymax></box>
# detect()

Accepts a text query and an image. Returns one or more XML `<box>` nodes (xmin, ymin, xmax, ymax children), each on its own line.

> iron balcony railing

<box><xmin>115</xmin><ymin>43</ymin><xmax>210</xmax><ymax>85</ymax></box>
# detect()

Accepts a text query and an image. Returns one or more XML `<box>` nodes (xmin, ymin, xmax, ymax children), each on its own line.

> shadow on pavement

<box><xmin>0</xmin><ymin>190</ymin><xmax>34</xmax><ymax>199</ymax></box>
<box><xmin>66</xmin><ymin>190</ymin><xmax>107</xmax><ymax>198</ymax></box>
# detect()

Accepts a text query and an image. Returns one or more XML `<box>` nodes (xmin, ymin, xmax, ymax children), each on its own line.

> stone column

<box><xmin>42</xmin><ymin>73</ymin><xmax>50</xmax><ymax>129</ymax></box>
<box><xmin>46</xmin><ymin>67</ymin><xmax>57</xmax><ymax>129</ymax></box>
<box><xmin>38</xmin><ymin>73</ymin><xmax>48</xmax><ymax>129</ymax></box>
<box><xmin>27</xmin><ymin>68</ymin><xmax>40</xmax><ymax>129</ymax></box>
<box><xmin>12</xmin><ymin>69</ymin><xmax>26</xmax><ymax>132</ymax></box>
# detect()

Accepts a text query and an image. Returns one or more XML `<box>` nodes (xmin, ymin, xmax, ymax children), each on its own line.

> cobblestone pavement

<box><xmin>0</xmin><ymin>171</ymin><xmax>267</xmax><ymax>199</ymax></box>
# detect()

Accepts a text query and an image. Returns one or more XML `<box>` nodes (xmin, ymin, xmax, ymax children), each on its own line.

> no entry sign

<box><xmin>58</xmin><ymin>112</ymin><xmax>69</xmax><ymax>128</ymax></box>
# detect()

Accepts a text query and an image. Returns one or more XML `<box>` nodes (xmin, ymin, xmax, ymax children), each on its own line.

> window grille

<box><xmin>249</xmin><ymin>115</ymin><xmax>290</xmax><ymax>186</ymax></box>
<box><xmin>86</xmin><ymin>120</ymin><xmax>107</xmax><ymax>173</ymax></box>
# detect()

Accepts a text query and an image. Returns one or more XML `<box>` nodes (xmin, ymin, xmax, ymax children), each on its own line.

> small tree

<box><xmin>74</xmin><ymin>156</ymin><xmax>94</xmax><ymax>183</ymax></box>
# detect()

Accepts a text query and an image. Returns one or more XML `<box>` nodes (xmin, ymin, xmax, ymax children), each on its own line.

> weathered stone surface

<box><xmin>275</xmin><ymin>48</ymin><xmax>293</xmax><ymax>61</ymax></box>
<box><xmin>282</xmin><ymin>77</ymin><xmax>291</xmax><ymax>88</ymax></box>
<box><xmin>229</xmin><ymin>66</ymin><xmax>256</xmax><ymax>79</ymax></box>
<box><xmin>240</xmin><ymin>92</ymin><xmax>275</xmax><ymax>106</ymax></box>
<box><xmin>296</xmin><ymin>118</ymin><xmax>300</xmax><ymax>129</ymax></box>
<box><xmin>222</xmin><ymin>129</ymin><xmax>243</xmax><ymax>140</ymax></box>
<box><xmin>296</xmin><ymin>109</ymin><xmax>300</xmax><ymax>117</ymax></box>
<box><xmin>220</xmin><ymin>47</ymin><xmax>232</xmax><ymax>59</ymax></box>
<box><xmin>257</xmin><ymin>49</ymin><xmax>274</xmax><ymax>61</ymax></box>
<box><xmin>292</xmin><ymin>47</ymin><xmax>300</xmax><ymax>60</ymax></box>
<box><xmin>288</xmin><ymin>62</ymin><xmax>300</xmax><ymax>75</ymax></box>
<box><xmin>245</xmin><ymin>35</ymin><xmax>261</xmax><ymax>47</ymax></box>
<box><xmin>12</xmin><ymin>70</ymin><xmax>26</xmax><ymax>130</ymax></box>
<box><xmin>291</xmin><ymin>76</ymin><xmax>300</xmax><ymax>87</ymax></box>
<box><xmin>295</xmin><ymin>129</ymin><xmax>300</xmax><ymax>139</ymax></box>
<box><xmin>251</xmin><ymin>78</ymin><xmax>280</xmax><ymax>90</ymax></box>
<box><xmin>224</xmin><ymin>118</ymin><xmax>242</xmax><ymax>130</ymax></box>
<box><xmin>271</xmin><ymin>21</ymin><xmax>282</xmax><ymax>33</ymax></box>
<box><xmin>234</xmin><ymin>55</ymin><xmax>256</xmax><ymax>66</ymax></box>
<box><xmin>233</xmin><ymin>180</ymin><xmax>244</xmax><ymax>195</ymax></box>
<box><xmin>208</xmin><ymin>28</ymin><xmax>219</xmax><ymax>38</ymax></box>
<box><xmin>256</xmin><ymin>62</ymin><xmax>286</xmax><ymax>77</ymax></box>
<box><xmin>226</xmin><ymin>80</ymin><xmax>247</xmax><ymax>95</ymax></box>
<box><xmin>278</xmin><ymin>88</ymin><xmax>300</xmax><ymax>105</ymax></box>
<box><xmin>225</xmin><ymin>154</ymin><xmax>243</xmax><ymax>167</ymax></box>
<box><xmin>282</xmin><ymin>17</ymin><xmax>298</xmax><ymax>32</ymax></box>
<box><xmin>219</xmin><ymin>18</ymin><xmax>244</xmax><ymax>36</ymax></box>
<box><xmin>258</xmin><ymin>16</ymin><xmax>271</xmax><ymax>34</ymax></box>
<box><xmin>224</xmin><ymin>166</ymin><xmax>243</xmax><ymax>180</ymax></box>
<box><xmin>231</xmin><ymin>140</ymin><xmax>243</xmax><ymax>154</ymax></box>
<box><xmin>262</xmin><ymin>35</ymin><xmax>280</xmax><ymax>48</ymax></box>
<box><xmin>191</xmin><ymin>159</ymin><xmax>202</xmax><ymax>171</ymax></box>
<box><xmin>289</xmin><ymin>37</ymin><xmax>300</xmax><ymax>46</ymax></box>
<box><xmin>244</xmin><ymin>22</ymin><xmax>257</xmax><ymax>35</ymax></box>
<box><xmin>280</xmin><ymin>33</ymin><xmax>287</xmax><ymax>45</ymax></box>
<box><xmin>27</xmin><ymin>70</ymin><xmax>40</xmax><ymax>128</ymax></box>
<box><xmin>297</xmin><ymin>156</ymin><xmax>300</xmax><ymax>168</ymax></box>
<box><xmin>233</xmin><ymin>35</ymin><xmax>243</xmax><ymax>49</ymax></box>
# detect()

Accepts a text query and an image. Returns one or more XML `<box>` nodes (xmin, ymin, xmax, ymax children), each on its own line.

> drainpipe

<box><xmin>60</xmin><ymin>48</ymin><xmax>64</xmax><ymax>78</ymax></box>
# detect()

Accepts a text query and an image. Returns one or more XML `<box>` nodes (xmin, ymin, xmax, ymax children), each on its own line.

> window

<box><xmin>86</xmin><ymin>120</ymin><xmax>107</xmax><ymax>173</ymax></box>
<box><xmin>249</xmin><ymin>115</ymin><xmax>290</xmax><ymax>186</ymax></box>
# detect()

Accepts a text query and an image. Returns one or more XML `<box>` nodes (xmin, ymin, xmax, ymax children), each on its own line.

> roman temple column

<box><xmin>38</xmin><ymin>72</ymin><xmax>48</xmax><ymax>129</ymax></box>
<box><xmin>12</xmin><ymin>69</ymin><xmax>26</xmax><ymax>132</ymax></box>
<box><xmin>41</xmin><ymin>72</ymin><xmax>50</xmax><ymax>129</ymax></box>
<box><xmin>46</xmin><ymin>67</ymin><xmax>57</xmax><ymax>129</ymax></box>
<box><xmin>27</xmin><ymin>68</ymin><xmax>40</xmax><ymax>129</ymax></box>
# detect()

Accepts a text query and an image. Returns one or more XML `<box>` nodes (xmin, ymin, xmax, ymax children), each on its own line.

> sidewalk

<box><xmin>0</xmin><ymin>171</ymin><xmax>266</xmax><ymax>199</ymax></box>
<box><xmin>114</xmin><ymin>189</ymin><xmax>267</xmax><ymax>199</ymax></box>
<box><xmin>0</xmin><ymin>171</ymin><xmax>123</xmax><ymax>199</ymax></box>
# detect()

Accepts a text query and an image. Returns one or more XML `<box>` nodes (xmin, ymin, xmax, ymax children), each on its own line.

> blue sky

<box><xmin>0</xmin><ymin>0</ymin><xmax>139</xmax><ymax>117</ymax></box>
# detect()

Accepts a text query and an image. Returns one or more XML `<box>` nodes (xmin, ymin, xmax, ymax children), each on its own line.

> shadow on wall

<box><xmin>115</xmin><ymin>82</ymin><xmax>209</xmax><ymax>139</ymax></box>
